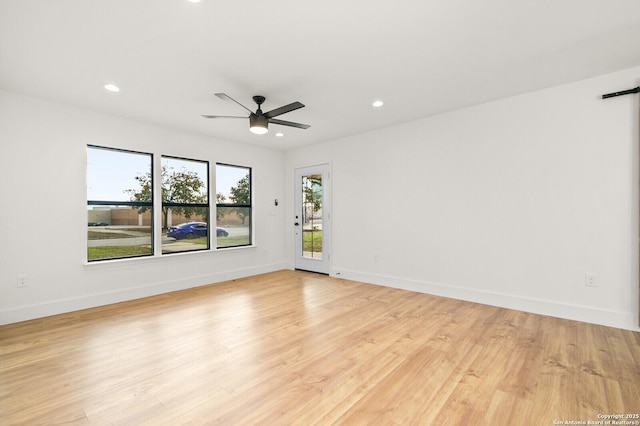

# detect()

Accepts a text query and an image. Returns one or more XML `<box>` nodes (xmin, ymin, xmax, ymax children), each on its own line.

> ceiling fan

<box><xmin>202</xmin><ymin>93</ymin><xmax>310</xmax><ymax>135</ymax></box>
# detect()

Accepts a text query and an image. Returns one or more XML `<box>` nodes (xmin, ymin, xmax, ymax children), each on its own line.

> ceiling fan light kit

<box><xmin>203</xmin><ymin>93</ymin><xmax>310</xmax><ymax>135</ymax></box>
<box><xmin>249</xmin><ymin>114</ymin><xmax>269</xmax><ymax>134</ymax></box>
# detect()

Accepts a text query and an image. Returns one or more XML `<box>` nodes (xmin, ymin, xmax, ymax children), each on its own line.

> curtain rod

<box><xmin>602</xmin><ymin>86</ymin><xmax>640</xmax><ymax>99</ymax></box>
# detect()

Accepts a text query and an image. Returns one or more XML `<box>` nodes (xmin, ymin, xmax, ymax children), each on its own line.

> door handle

<box><xmin>294</xmin><ymin>222</ymin><xmax>299</xmax><ymax>226</ymax></box>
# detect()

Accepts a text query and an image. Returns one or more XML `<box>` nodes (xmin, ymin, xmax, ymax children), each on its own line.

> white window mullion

<box><xmin>153</xmin><ymin>153</ymin><xmax>163</xmax><ymax>257</ymax></box>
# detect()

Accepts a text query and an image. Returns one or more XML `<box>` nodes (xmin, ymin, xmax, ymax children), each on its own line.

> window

<box><xmin>216</xmin><ymin>164</ymin><xmax>252</xmax><ymax>248</ymax></box>
<box><xmin>87</xmin><ymin>146</ymin><xmax>153</xmax><ymax>261</ymax></box>
<box><xmin>161</xmin><ymin>156</ymin><xmax>210</xmax><ymax>254</ymax></box>
<box><xmin>87</xmin><ymin>147</ymin><xmax>251</xmax><ymax>261</ymax></box>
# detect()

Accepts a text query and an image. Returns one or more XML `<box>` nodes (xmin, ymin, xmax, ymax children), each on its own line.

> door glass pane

<box><xmin>302</xmin><ymin>174</ymin><xmax>322</xmax><ymax>259</ymax></box>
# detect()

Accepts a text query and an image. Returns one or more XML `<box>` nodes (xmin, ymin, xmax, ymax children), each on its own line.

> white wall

<box><xmin>0</xmin><ymin>90</ymin><xmax>289</xmax><ymax>324</ymax></box>
<box><xmin>3</xmin><ymin>66</ymin><xmax>639</xmax><ymax>331</ymax></box>
<box><xmin>287</xmin><ymin>66</ymin><xmax>640</xmax><ymax>331</ymax></box>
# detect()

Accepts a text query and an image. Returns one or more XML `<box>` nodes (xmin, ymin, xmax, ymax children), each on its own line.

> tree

<box><xmin>216</xmin><ymin>193</ymin><xmax>227</xmax><ymax>220</ymax></box>
<box><xmin>126</xmin><ymin>165</ymin><xmax>207</xmax><ymax>229</ymax></box>
<box><xmin>303</xmin><ymin>175</ymin><xmax>322</xmax><ymax>217</ymax></box>
<box><xmin>229</xmin><ymin>174</ymin><xmax>250</xmax><ymax>224</ymax></box>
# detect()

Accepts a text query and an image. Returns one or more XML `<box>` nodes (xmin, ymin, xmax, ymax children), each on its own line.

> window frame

<box><xmin>161</xmin><ymin>155</ymin><xmax>211</xmax><ymax>255</ymax></box>
<box><xmin>86</xmin><ymin>147</ymin><xmax>256</xmax><ymax>264</ymax></box>
<box><xmin>86</xmin><ymin>145</ymin><xmax>154</xmax><ymax>262</ymax></box>
<box><xmin>216</xmin><ymin>163</ymin><xmax>253</xmax><ymax>249</ymax></box>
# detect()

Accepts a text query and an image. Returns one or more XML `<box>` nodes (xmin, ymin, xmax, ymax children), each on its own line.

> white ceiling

<box><xmin>2</xmin><ymin>0</ymin><xmax>640</xmax><ymax>150</ymax></box>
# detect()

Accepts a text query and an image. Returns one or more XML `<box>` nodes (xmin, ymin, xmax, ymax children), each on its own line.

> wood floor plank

<box><xmin>1</xmin><ymin>270</ymin><xmax>639</xmax><ymax>425</ymax></box>
<box><xmin>484</xmin><ymin>390</ymin><xmax>533</xmax><ymax>425</ymax></box>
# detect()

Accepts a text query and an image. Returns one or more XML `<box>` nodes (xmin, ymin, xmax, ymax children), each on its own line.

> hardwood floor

<box><xmin>1</xmin><ymin>270</ymin><xmax>639</xmax><ymax>425</ymax></box>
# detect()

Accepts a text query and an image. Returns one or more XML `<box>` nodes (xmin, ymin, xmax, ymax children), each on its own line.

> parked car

<box><xmin>88</xmin><ymin>222</ymin><xmax>109</xmax><ymax>226</ymax></box>
<box><xmin>167</xmin><ymin>222</ymin><xmax>228</xmax><ymax>239</ymax></box>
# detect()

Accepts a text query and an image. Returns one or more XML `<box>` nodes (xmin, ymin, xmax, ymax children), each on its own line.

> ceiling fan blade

<box><xmin>264</xmin><ymin>102</ymin><xmax>305</xmax><ymax>119</ymax></box>
<box><xmin>215</xmin><ymin>93</ymin><xmax>254</xmax><ymax>114</ymax></box>
<box><xmin>201</xmin><ymin>115</ymin><xmax>247</xmax><ymax>119</ymax></box>
<box><xmin>269</xmin><ymin>118</ymin><xmax>310</xmax><ymax>129</ymax></box>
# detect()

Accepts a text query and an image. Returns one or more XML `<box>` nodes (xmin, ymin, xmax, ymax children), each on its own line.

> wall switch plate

<box><xmin>585</xmin><ymin>273</ymin><xmax>597</xmax><ymax>287</ymax></box>
<box><xmin>17</xmin><ymin>274</ymin><xmax>27</xmax><ymax>288</ymax></box>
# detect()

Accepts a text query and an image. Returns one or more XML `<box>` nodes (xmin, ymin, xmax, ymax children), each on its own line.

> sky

<box><xmin>87</xmin><ymin>147</ymin><xmax>248</xmax><ymax>203</ymax></box>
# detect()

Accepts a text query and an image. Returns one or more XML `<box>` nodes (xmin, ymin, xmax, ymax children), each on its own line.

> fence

<box><xmin>88</xmin><ymin>206</ymin><xmax>245</xmax><ymax>227</ymax></box>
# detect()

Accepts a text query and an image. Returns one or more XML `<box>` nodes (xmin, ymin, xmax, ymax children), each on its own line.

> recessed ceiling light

<box><xmin>104</xmin><ymin>84</ymin><xmax>120</xmax><ymax>92</ymax></box>
<box><xmin>187</xmin><ymin>0</ymin><xmax>201</xmax><ymax>3</ymax></box>
<box><xmin>275</xmin><ymin>132</ymin><xmax>284</xmax><ymax>137</ymax></box>
<box><xmin>372</xmin><ymin>100</ymin><xmax>384</xmax><ymax>107</ymax></box>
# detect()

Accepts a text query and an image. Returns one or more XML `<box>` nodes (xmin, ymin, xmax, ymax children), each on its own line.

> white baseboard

<box><xmin>0</xmin><ymin>262</ymin><xmax>289</xmax><ymax>325</ymax></box>
<box><xmin>331</xmin><ymin>268</ymin><xmax>640</xmax><ymax>332</ymax></box>
<box><xmin>5</xmin><ymin>264</ymin><xmax>637</xmax><ymax>332</ymax></box>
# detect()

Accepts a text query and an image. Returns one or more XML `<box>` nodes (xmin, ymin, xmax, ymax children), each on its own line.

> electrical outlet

<box><xmin>585</xmin><ymin>273</ymin><xmax>597</xmax><ymax>288</ymax></box>
<box><xmin>17</xmin><ymin>274</ymin><xmax>27</xmax><ymax>288</ymax></box>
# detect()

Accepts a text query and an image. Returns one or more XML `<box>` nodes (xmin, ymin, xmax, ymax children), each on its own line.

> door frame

<box><xmin>294</xmin><ymin>163</ymin><xmax>331</xmax><ymax>274</ymax></box>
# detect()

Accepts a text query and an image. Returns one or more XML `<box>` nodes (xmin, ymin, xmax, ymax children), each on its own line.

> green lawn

<box><xmin>303</xmin><ymin>230</ymin><xmax>322</xmax><ymax>252</ymax></box>
<box><xmin>188</xmin><ymin>237</ymin><xmax>208</xmax><ymax>245</ymax></box>
<box><xmin>88</xmin><ymin>233</ymin><xmax>252</xmax><ymax>260</ymax></box>
<box><xmin>88</xmin><ymin>227</ymin><xmax>150</xmax><ymax>240</ymax></box>
<box><xmin>88</xmin><ymin>231</ymin><xmax>129</xmax><ymax>240</ymax></box>
<box><xmin>217</xmin><ymin>235</ymin><xmax>250</xmax><ymax>248</ymax></box>
<box><xmin>88</xmin><ymin>245</ymin><xmax>152</xmax><ymax>261</ymax></box>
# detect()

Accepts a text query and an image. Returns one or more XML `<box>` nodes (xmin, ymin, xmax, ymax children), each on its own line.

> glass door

<box><xmin>294</xmin><ymin>164</ymin><xmax>330</xmax><ymax>274</ymax></box>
